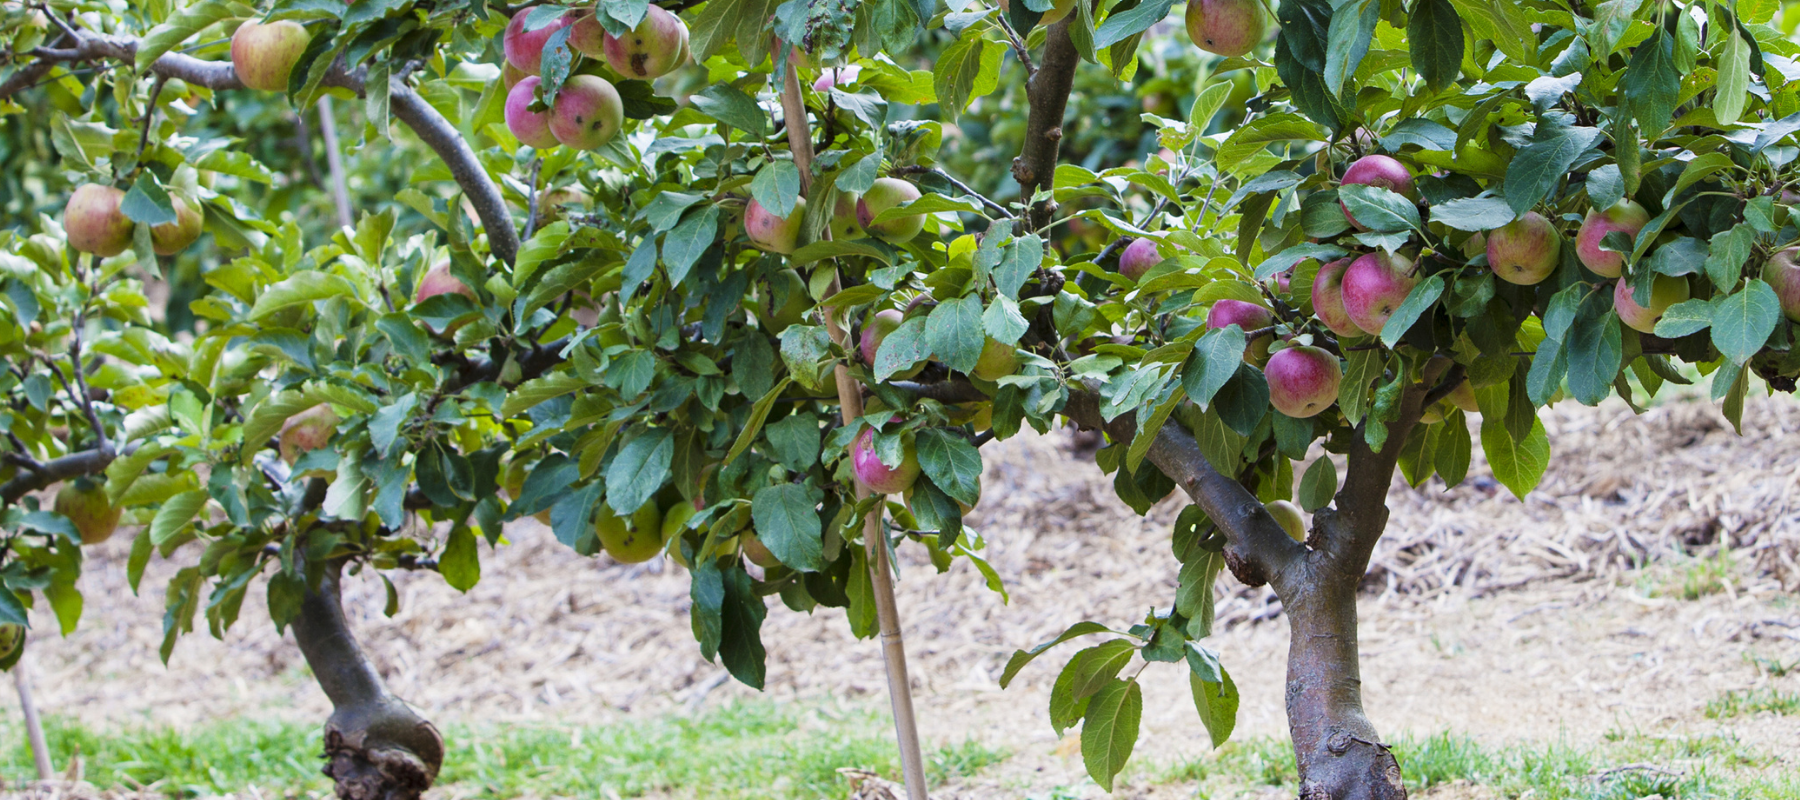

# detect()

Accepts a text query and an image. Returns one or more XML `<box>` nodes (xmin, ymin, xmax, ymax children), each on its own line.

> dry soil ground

<box><xmin>6</xmin><ymin>393</ymin><xmax>1800</xmax><ymax>798</ymax></box>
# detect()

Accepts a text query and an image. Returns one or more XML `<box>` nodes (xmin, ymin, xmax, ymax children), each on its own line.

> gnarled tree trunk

<box><xmin>292</xmin><ymin>560</ymin><xmax>444</xmax><ymax>800</ymax></box>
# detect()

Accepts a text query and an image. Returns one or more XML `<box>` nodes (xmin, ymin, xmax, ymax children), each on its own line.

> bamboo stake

<box><xmin>779</xmin><ymin>55</ymin><xmax>929</xmax><ymax>800</ymax></box>
<box><xmin>15</xmin><ymin>651</ymin><xmax>52</xmax><ymax>781</ymax></box>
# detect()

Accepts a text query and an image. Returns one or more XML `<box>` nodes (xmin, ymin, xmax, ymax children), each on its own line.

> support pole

<box><xmin>15</xmin><ymin>652</ymin><xmax>52</xmax><ymax>781</ymax></box>
<box><xmin>779</xmin><ymin>54</ymin><xmax>929</xmax><ymax>800</ymax></box>
<box><xmin>316</xmin><ymin>98</ymin><xmax>354</xmax><ymax>230</ymax></box>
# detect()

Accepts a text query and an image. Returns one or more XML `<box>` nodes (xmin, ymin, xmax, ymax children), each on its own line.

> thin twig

<box><xmin>892</xmin><ymin>165</ymin><xmax>1012</xmax><ymax>218</ymax></box>
<box><xmin>523</xmin><ymin>157</ymin><xmax>544</xmax><ymax>240</ymax></box>
<box><xmin>994</xmin><ymin>12</ymin><xmax>1036</xmax><ymax>78</ymax></box>
<box><xmin>128</xmin><ymin>74</ymin><xmax>168</xmax><ymax>178</ymax></box>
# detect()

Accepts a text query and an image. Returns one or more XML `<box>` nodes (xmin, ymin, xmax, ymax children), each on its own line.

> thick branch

<box><xmin>1010</xmin><ymin>17</ymin><xmax>1081</xmax><ymax>230</ymax></box>
<box><xmin>0</xmin><ymin>447</ymin><xmax>121</xmax><ymax>506</ymax></box>
<box><xmin>1061</xmin><ymin>388</ymin><xmax>1305</xmax><ymax>590</ymax></box>
<box><xmin>891</xmin><ymin>379</ymin><xmax>985</xmax><ymax>404</ymax></box>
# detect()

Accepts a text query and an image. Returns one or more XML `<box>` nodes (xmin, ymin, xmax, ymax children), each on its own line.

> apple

<box><xmin>741</xmin><ymin>531</ymin><xmax>782</xmax><ymax>569</ymax></box>
<box><xmin>415</xmin><ymin>259</ymin><xmax>477</xmax><ymax>335</ymax></box>
<box><xmin>813</xmin><ymin>64</ymin><xmax>861</xmax><ymax>92</ymax></box>
<box><xmin>1764</xmin><ymin>247</ymin><xmax>1800</xmax><ymax>322</ymax></box>
<box><xmin>505</xmin><ymin>76</ymin><xmax>560</xmax><ymax>149</ymax></box>
<box><xmin>970</xmin><ymin>338</ymin><xmax>1020</xmax><ymax>381</ymax></box>
<box><xmin>746</xmin><ymin>197</ymin><xmax>806</xmax><ymax>254</ymax></box>
<box><xmin>1311</xmin><ymin>256</ymin><xmax>1362</xmax><ymax>337</ymax></box>
<box><xmin>830</xmin><ymin>192</ymin><xmax>866</xmax><ymax>240</ymax></box>
<box><xmin>860</xmin><ymin>309</ymin><xmax>902</xmax><ymax>365</ymax></box>
<box><xmin>55</xmin><ymin>478</ymin><xmax>121</xmax><ymax>545</ymax></box>
<box><xmin>1446</xmin><ymin>379</ymin><xmax>1478</xmax><ymax>413</ymax></box>
<box><xmin>1265</xmin><ymin>345</ymin><xmax>1341</xmax><ymax>418</ymax></box>
<box><xmin>279</xmin><ymin>404</ymin><xmax>340</xmax><ymax>464</ymax></box>
<box><xmin>1339</xmin><ymin>154</ymin><xmax>1415</xmax><ymax>230</ymax></box>
<box><xmin>856</xmin><ymin>178</ymin><xmax>924</xmax><ymax>244</ymax></box>
<box><xmin>1005</xmin><ymin>0</ymin><xmax>1079</xmax><ymax>25</ymax></box>
<box><xmin>596</xmin><ymin>500</ymin><xmax>665</xmax><ymax>563</ymax></box>
<box><xmin>601</xmin><ymin>5</ymin><xmax>690</xmax><ymax>80</ymax></box>
<box><xmin>756</xmin><ymin>268</ymin><xmax>811</xmax><ymax>333</ymax></box>
<box><xmin>851</xmin><ymin>427</ymin><xmax>920</xmax><ymax>495</ymax></box>
<box><xmin>1341</xmin><ymin>251</ymin><xmax>1418</xmax><ymax>335</ymax></box>
<box><xmin>1185</xmin><ymin>0</ymin><xmax>1267</xmax><ymax>57</ymax></box>
<box><xmin>1119</xmin><ymin>237</ymin><xmax>1162</xmax><ymax>281</ymax></box>
<box><xmin>549</xmin><ymin>75</ymin><xmax>623</xmax><ymax>150</ymax></box>
<box><xmin>503</xmin><ymin>10</ymin><xmax>574</xmax><ymax>76</ymax></box>
<box><xmin>150</xmin><ymin>194</ymin><xmax>204</xmax><ymax>256</ymax></box>
<box><xmin>1484</xmin><ymin>212</ymin><xmax>1559</xmax><ymax>286</ymax></box>
<box><xmin>568</xmin><ymin>12</ymin><xmax>606</xmax><ymax>59</ymax></box>
<box><xmin>231</xmin><ymin>20</ymin><xmax>311</xmax><ymax>92</ymax></box>
<box><xmin>64</xmin><ymin>184</ymin><xmax>134</xmax><ymax>257</ymax></box>
<box><xmin>1206</xmin><ymin>299</ymin><xmax>1274</xmax><ymax>363</ymax></box>
<box><xmin>503</xmin><ymin>459</ymin><xmax>551</xmax><ymax>524</ymax></box>
<box><xmin>1574</xmin><ymin>199</ymin><xmax>1650</xmax><ymax>278</ymax></box>
<box><xmin>1265</xmin><ymin>499</ymin><xmax>1305</xmax><ymax>542</ymax></box>
<box><xmin>1613</xmin><ymin>274</ymin><xmax>1689</xmax><ymax>333</ymax></box>
<box><xmin>0</xmin><ymin>624</ymin><xmax>20</xmax><ymax>662</ymax></box>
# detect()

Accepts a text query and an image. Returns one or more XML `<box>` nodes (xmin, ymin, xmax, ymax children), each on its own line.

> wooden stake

<box><xmin>316</xmin><ymin>98</ymin><xmax>354</xmax><ymax>230</ymax></box>
<box><xmin>15</xmin><ymin>651</ymin><xmax>53</xmax><ymax>781</ymax></box>
<box><xmin>779</xmin><ymin>55</ymin><xmax>929</xmax><ymax>800</ymax></box>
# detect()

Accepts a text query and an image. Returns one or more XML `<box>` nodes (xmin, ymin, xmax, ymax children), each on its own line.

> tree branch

<box><xmin>1010</xmin><ymin>16</ymin><xmax>1081</xmax><ymax>230</ymax></box>
<box><xmin>892</xmin><ymin>165</ymin><xmax>1011</xmax><ymax>218</ymax></box>
<box><xmin>0</xmin><ymin>446</ymin><xmax>130</xmax><ymax>506</ymax></box>
<box><xmin>891</xmin><ymin>379</ymin><xmax>986</xmax><ymax>404</ymax></box>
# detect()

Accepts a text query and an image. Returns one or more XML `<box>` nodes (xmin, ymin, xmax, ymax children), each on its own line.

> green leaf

<box><xmin>927</xmin><ymin>295</ymin><xmax>987</xmax><ymax>374</ymax></box>
<box><xmin>690</xmin><ymin>83</ymin><xmax>766</xmax><ymax>135</ymax></box>
<box><xmin>1448</xmin><ymin>0</ymin><xmax>1535</xmax><ymax>64</ymax></box>
<box><xmin>1652</xmin><ymin>298</ymin><xmax>1714</xmax><ymax>338</ymax></box>
<box><xmin>1407</xmin><ymin>0</ymin><xmax>1465</xmax><ymax>92</ymax></box>
<box><xmin>1049</xmin><ymin>657</ymin><xmax>1092</xmax><ymax>735</ymax></box>
<box><xmin>1323</xmin><ymin>0</ymin><xmax>1379</xmax><ymax>95</ymax></box>
<box><xmin>1379</xmin><ymin>274</ymin><xmax>1445</xmax><ymax>347</ymax></box>
<box><xmin>1622</xmin><ymin>29</ymin><xmax>1680</xmax><ymax>134</ymax></box>
<box><xmin>1181</xmin><ymin>326</ymin><xmax>1247</xmax><ymax>407</ymax></box>
<box><xmin>750</xmin><ymin>161</ymin><xmax>802</xmax><ymax>219</ymax></box>
<box><xmin>1188</xmin><ymin>660</ymin><xmax>1239</xmax><ymax>748</ymax></box>
<box><xmin>999</xmin><ymin>621</ymin><xmax>1113</xmax><ymax>688</ymax></box>
<box><xmin>1710</xmin><ymin>279</ymin><xmax>1781</xmax><ymax>364</ymax></box>
<box><xmin>764</xmin><ymin>413</ymin><xmax>821</xmax><ymax>472</ymax></box>
<box><xmin>137</xmin><ymin>0</ymin><xmax>253</xmax><ymax>71</ymax></box>
<box><xmin>750</xmin><ymin>483</ymin><xmax>824</xmax><ymax>571</ymax></box>
<box><xmin>1094</xmin><ymin>0</ymin><xmax>1177</xmax><ymax>47</ymax></box>
<box><xmin>1715</xmin><ymin>27</ymin><xmax>1752</xmax><ymax>126</ymax></box>
<box><xmin>605</xmin><ymin>427</ymin><xmax>674</xmax><ymax>515</ymax></box>
<box><xmin>1337</xmin><ymin>183</ymin><xmax>1421</xmax><ymax>233</ymax></box>
<box><xmin>511</xmin><ymin>221</ymin><xmax>571</xmax><ymax>286</ymax></box>
<box><xmin>1298</xmin><ymin>455</ymin><xmax>1337</xmax><ymax>511</ymax></box>
<box><xmin>726</xmin><ymin>378</ymin><xmax>793</xmax><ymax>466</ymax></box>
<box><xmin>1069</xmin><ymin>640</ymin><xmax>1138</xmax><ymax>700</ymax></box>
<box><xmin>1505</xmin><ymin>124</ymin><xmax>1602</xmax><ymax>215</ymax></box>
<box><xmin>500</xmin><ymin>373</ymin><xmax>587</xmax><ymax>417</ymax></box>
<box><xmin>120</xmin><ymin>174</ymin><xmax>178</xmax><ymax>226</ymax></box>
<box><xmin>1664</xmin><ymin>153</ymin><xmax>1736</xmax><ymax>207</ymax></box>
<box><xmin>1215</xmin><ymin>113</ymin><xmax>1325</xmax><ymax>177</ymax></box>
<box><xmin>1479</xmin><ymin>414</ymin><xmax>1550</xmax><ymax>500</ymax></box>
<box><xmin>1706</xmin><ymin>225</ymin><xmax>1753</xmax><ymax>292</ymax></box>
<box><xmin>915</xmin><ymin>428</ymin><xmax>983</xmax><ymax>507</ymax></box>
<box><xmin>440</xmin><ymin>523</ymin><xmax>481</xmax><ymax>591</ymax></box>
<box><xmin>1435</xmin><ymin>409</ymin><xmax>1472</xmax><ymax>487</ymax></box>
<box><xmin>1081</xmin><ymin>679</ymin><xmax>1143</xmax><ymax>792</ymax></box>
<box><xmin>719</xmin><ymin>566</ymin><xmax>768</xmax><ymax>689</ymax></box>
<box><xmin>1565</xmin><ymin>305</ymin><xmax>1622</xmax><ymax>405</ymax></box>
<box><xmin>933</xmin><ymin>33</ymin><xmax>1005</xmax><ymax>121</ymax></box>
<box><xmin>249</xmin><ymin>272</ymin><xmax>359</xmax><ymax>320</ymax></box>
<box><xmin>149</xmin><ymin>490</ymin><xmax>209</xmax><ymax>546</ymax></box>
<box><xmin>1429</xmin><ymin>196</ymin><xmax>1515</xmax><ymax>232</ymax></box>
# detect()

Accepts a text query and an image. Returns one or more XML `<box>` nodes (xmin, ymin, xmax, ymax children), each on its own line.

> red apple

<box><xmin>415</xmin><ymin>259</ymin><xmax>477</xmax><ymax>335</ymax></box>
<box><xmin>813</xmin><ymin>64</ymin><xmax>861</xmax><ymax>92</ymax></box>
<box><xmin>1341</xmin><ymin>251</ymin><xmax>1418</xmax><ymax>335</ymax></box>
<box><xmin>1765</xmin><ymin>247</ymin><xmax>1800</xmax><ymax>322</ymax></box>
<box><xmin>851</xmin><ymin>427</ymin><xmax>920</xmax><ymax>495</ymax></box>
<box><xmin>64</xmin><ymin>184</ymin><xmax>135</xmax><ymax>257</ymax></box>
<box><xmin>746</xmin><ymin>197</ymin><xmax>806</xmax><ymax>254</ymax></box>
<box><xmin>549</xmin><ymin>75</ymin><xmax>623</xmax><ymax>150</ymax></box>
<box><xmin>568</xmin><ymin>12</ymin><xmax>606</xmax><ymax>59</ymax></box>
<box><xmin>503</xmin><ymin>10</ymin><xmax>574</xmax><ymax>76</ymax></box>
<box><xmin>860</xmin><ymin>309</ymin><xmax>903</xmax><ymax>365</ymax></box>
<box><xmin>149</xmin><ymin>194</ymin><xmax>204</xmax><ymax>256</ymax></box>
<box><xmin>1185</xmin><ymin>0</ymin><xmax>1267</xmax><ymax>57</ymax></box>
<box><xmin>1339</xmin><ymin>155</ymin><xmax>1415</xmax><ymax>230</ymax></box>
<box><xmin>279</xmin><ymin>404</ymin><xmax>340</xmax><ymax>464</ymax></box>
<box><xmin>231</xmin><ymin>20</ymin><xmax>311</xmax><ymax>92</ymax></box>
<box><xmin>1486</xmin><ymin>211</ymin><xmax>1560</xmax><ymax>286</ymax></box>
<box><xmin>1206</xmin><ymin>299</ymin><xmax>1274</xmax><ymax>363</ymax></box>
<box><xmin>1613</xmin><ymin>274</ymin><xmax>1689</xmax><ymax>334</ymax></box>
<box><xmin>1311</xmin><ymin>256</ymin><xmax>1361</xmax><ymax>337</ymax></box>
<box><xmin>856</xmin><ymin>178</ymin><xmax>924</xmax><ymax>244</ymax></box>
<box><xmin>1119</xmin><ymin>237</ymin><xmax>1162</xmax><ymax>281</ymax></box>
<box><xmin>55</xmin><ymin>478</ymin><xmax>121</xmax><ymax>545</ymax></box>
<box><xmin>601</xmin><ymin>6</ymin><xmax>690</xmax><ymax>80</ymax></box>
<box><xmin>1265</xmin><ymin>345</ymin><xmax>1341</xmax><ymax>418</ymax></box>
<box><xmin>1574</xmin><ymin>199</ymin><xmax>1650</xmax><ymax>278</ymax></box>
<box><xmin>505</xmin><ymin>76</ymin><xmax>559</xmax><ymax>149</ymax></box>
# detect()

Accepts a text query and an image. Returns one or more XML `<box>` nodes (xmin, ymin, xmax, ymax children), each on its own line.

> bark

<box><xmin>1010</xmin><ymin>17</ymin><xmax>1081</xmax><ymax>230</ymax></box>
<box><xmin>292</xmin><ymin>560</ymin><xmax>444</xmax><ymax>800</ymax></box>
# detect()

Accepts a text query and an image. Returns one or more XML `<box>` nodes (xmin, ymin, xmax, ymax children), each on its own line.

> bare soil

<box><xmin>8</xmin><ymin>394</ymin><xmax>1800</xmax><ymax>797</ymax></box>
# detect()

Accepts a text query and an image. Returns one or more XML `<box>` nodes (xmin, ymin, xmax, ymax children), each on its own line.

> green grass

<box><xmin>0</xmin><ymin>701</ymin><xmax>1006</xmax><ymax>799</ymax></box>
<box><xmin>1705</xmin><ymin>687</ymin><xmax>1800</xmax><ymax>719</ymax></box>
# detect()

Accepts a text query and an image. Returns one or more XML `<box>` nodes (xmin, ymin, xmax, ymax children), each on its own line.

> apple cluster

<box><xmin>744</xmin><ymin>177</ymin><xmax>929</xmax><ymax>255</ymax></box>
<box><xmin>501</xmin><ymin>6</ymin><xmax>692</xmax><ymax>152</ymax></box>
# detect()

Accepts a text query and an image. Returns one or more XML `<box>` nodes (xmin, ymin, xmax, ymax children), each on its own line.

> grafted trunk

<box><xmin>1282</xmin><ymin>558</ymin><xmax>1405</xmax><ymax>800</ymax></box>
<box><xmin>292</xmin><ymin>560</ymin><xmax>444</xmax><ymax>800</ymax></box>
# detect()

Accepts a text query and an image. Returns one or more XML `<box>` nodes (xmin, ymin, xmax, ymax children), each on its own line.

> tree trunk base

<box><xmin>322</xmin><ymin>721</ymin><xmax>442</xmax><ymax>800</ymax></box>
<box><xmin>1298</xmin><ymin>732</ymin><xmax>1406</xmax><ymax>800</ymax></box>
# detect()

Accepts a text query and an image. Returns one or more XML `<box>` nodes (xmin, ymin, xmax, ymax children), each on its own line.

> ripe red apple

<box><xmin>1765</xmin><ymin>247</ymin><xmax>1800</xmax><ymax>322</ymax></box>
<box><xmin>1206</xmin><ymin>299</ymin><xmax>1274</xmax><ymax>363</ymax></box>
<box><xmin>596</xmin><ymin>501</ymin><xmax>665</xmax><ymax>563</ymax></box>
<box><xmin>1613</xmin><ymin>274</ymin><xmax>1689</xmax><ymax>333</ymax></box>
<box><xmin>149</xmin><ymin>194</ymin><xmax>204</xmax><ymax>256</ymax></box>
<box><xmin>503</xmin><ymin>10</ymin><xmax>574</xmax><ymax>76</ymax></box>
<box><xmin>1574</xmin><ymin>199</ymin><xmax>1650</xmax><ymax>278</ymax></box>
<box><xmin>504</xmin><ymin>77</ymin><xmax>559</xmax><ymax>149</ymax></box>
<box><xmin>64</xmin><ymin>184</ymin><xmax>135</xmax><ymax>257</ymax></box>
<box><xmin>1265</xmin><ymin>345</ymin><xmax>1341</xmax><ymax>418</ymax></box>
<box><xmin>1185</xmin><ymin>0</ymin><xmax>1267</xmax><ymax>57</ymax></box>
<box><xmin>1486</xmin><ymin>212</ymin><xmax>1560</xmax><ymax>286</ymax></box>
<box><xmin>856</xmin><ymin>178</ymin><xmax>925</xmax><ymax>244</ymax></box>
<box><xmin>55</xmin><ymin>478</ymin><xmax>121</xmax><ymax>545</ymax></box>
<box><xmin>231</xmin><ymin>20</ymin><xmax>311</xmax><ymax>92</ymax></box>
<box><xmin>1341</xmin><ymin>251</ymin><xmax>1418</xmax><ymax>335</ymax></box>
<box><xmin>279</xmin><ymin>404</ymin><xmax>340</xmax><ymax>464</ymax></box>
<box><xmin>1339</xmin><ymin>154</ymin><xmax>1415</xmax><ymax>230</ymax></box>
<box><xmin>568</xmin><ymin>12</ymin><xmax>606</xmax><ymax>59</ymax></box>
<box><xmin>601</xmin><ymin>6</ymin><xmax>690</xmax><ymax>80</ymax></box>
<box><xmin>745</xmin><ymin>197</ymin><xmax>806</xmax><ymax>254</ymax></box>
<box><xmin>1311</xmin><ymin>256</ymin><xmax>1361</xmax><ymax>337</ymax></box>
<box><xmin>860</xmin><ymin>309</ymin><xmax>903</xmax><ymax>365</ymax></box>
<box><xmin>549</xmin><ymin>75</ymin><xmax>623</xmax><ymax>150</ymax></box>
<box><xmin>971</xmin><ymin>338</ymin><xmax>1020</xmax><ymax>381</ymax></box>
<box><xmin>415</xmin><ymin>259</ymin><xmax>477</xmax><ymax>335</ymax></box>
<box><xmin>1119</xmin><ymin>237</ymin><xmax>1161</xmax><ymax>281</ymax></box>
<box><xmin>1265</xmin><ymin>499</ymin><xmax>1305</xmax><ymax>542</ymax></box>
<box><xmin>830</xmin><ymin>192</ymin><xmax>865</xmax><ymax>240</ymax></box>
<box><xmin>851</xmin><ymin>427</ymin><xmax>920</xmax><ymax>495</ymax></box>
<box><xmin>813</xmin><ymin>64</ymin><xmax>861</xmax><ymax>92</ymax></box>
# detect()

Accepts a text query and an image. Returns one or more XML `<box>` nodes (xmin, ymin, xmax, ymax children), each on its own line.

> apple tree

<box><xmin>6</xmin><ymin>0</ymin><xmax>1800</xmax><ymax>798</ymax></box>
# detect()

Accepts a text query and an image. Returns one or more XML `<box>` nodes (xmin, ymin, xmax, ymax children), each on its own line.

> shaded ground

<box><xmin>4</xmin><ymin>394</ymin><xmax>1798</xmax><ymax>797</ymax></box>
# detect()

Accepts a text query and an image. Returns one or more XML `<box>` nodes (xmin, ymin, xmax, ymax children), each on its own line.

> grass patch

<box><xmin>1705</xmin><ymin>687</ymin><xmax>1800</xmax><ymax>719</ymax></box>
<box><xmin>0</xmin><ymin>701</ymin><xmax>1006</xmax><ymax>799</ymax></box>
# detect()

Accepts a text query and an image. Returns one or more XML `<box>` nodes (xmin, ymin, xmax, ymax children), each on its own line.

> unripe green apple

<box><xmin>503</xmin><ymin>10</ymin><xmax>573</xmax><ymax>75</ymax></box>
<box><xmin>63</xmin><ymin>184</ymin><xmax>134</xmax><ymax>257</ymax></box>
<box><xmin>851</xmin><ymin>427</ymin><xmax>919</xmax><ymax>495</ymax></box>
<box><xmin>1341</xmin><ymin>251</ymin><xmax>1418</xmax><ymax>335</ymax></box>
<box><xmin>505</xmin><ymin>76</ymin><xmax>560</xmax><ymax>149</ymax></box>
<box><xmin>1485</xmin><ymin>211</ymin><xmax>1560</xmax><ymax>286</ymax></box>
<box><xmin>741</xmin><ymin>530</ymin><xmax>782</xmax><ymax>569</ymax></box>
<box><xmin>1613</xmin><ymin>274</ymin><xmax>1689</xmax><ymax>333</ymax></box>
<box><xmin>596</xmin><ymin>500</ymin><xmax>664</xmax><ymax>563</ymax></box>
<box><xmin>830</xmin><ymin>192</ymin><xmax>866</xmax><ymax>241</ymax></box>
<box><xmin>600</xmin><ymin>5</ymin><xmax>690</xmax><ymax>80</ymax></box>
<box><xmin>0</xmin><ymin>624</ymin><xmax>20</xmax><ymax>662</ymax></box>
<box><xmin>856</xmin><ymin>178</ymin><xmax>925</xmax><ymax>244</ymax></box>
<box><xmin>1265</xmin><ymin>499</ymin><xmax>1305</xmax><ymax>542</ymax></box>
<box><xmin>279</xmin><ymin>404</ymin><xmax>340</xmax><ymax>464</ymax></box>
<box><xmin>1185</xmin><ymin>0</ymin><xmax>1267</xmax><ymax>57</ymax></box>
<box><xmin>746</xmin><ymin>197</ymin><xmax>807</xmax><ymax>254</ymax></box>
<box><xmin>231</xmin><ymin>20</ymin><xmax>311</xmax><ymax>92</ymax></box>
<box><xmin>1765</xmin><ymin>247</ymin><xmax>1800</xmax><ymax>322</ymax></box>
<box><xmin>970</xmin><ymin>337</ymin><xmax>1020</xmax><ymax>381</ymax></box>
<box><xmin>150</xmin><ymin>194</ymin><xmax>204</xmax><ymax>256</ymax></box>
<box><xmin>1446</xmin><ymin>379</ymin><xmax>1478</xmax><ymax>413</ymax></box>
<box><xmin>1575</xmin><ymin>199</ymin><xmax>1650</xmax><ymax>278</ymax></box>
<box><xmin>1265</xmin><ymin>345</ymin><xmax>1341</xmax><ymax>418</ymax></box>
<box><xmin>549</xmin><ymin>75</ymin><xmax>623</xmax><ymax>150</ymax></box>
<box><xmin>1311</xmin><ymin>256</ymin><xmax>1361</xmax><ymax>337</ymax></box>
<box><xmin>756</xmin><ymin>268</ymin><xmax>811</xmax><ymax>333</ymax></box>
<box><xmin>55</xmin><ymin>478</ymin><xmax>121</xmax><ymax>545</ymax></box>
